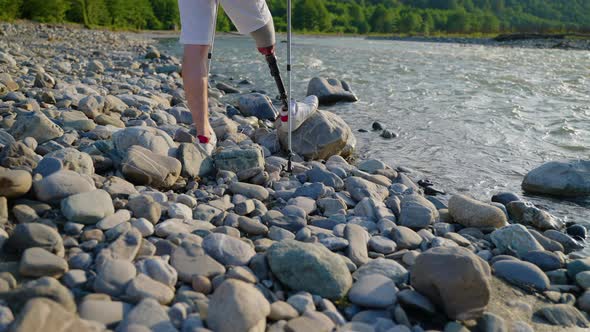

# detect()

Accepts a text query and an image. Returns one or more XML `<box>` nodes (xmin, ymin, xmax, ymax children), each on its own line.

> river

<box><xmin>159</xmin><ymin>35</ymin><xmax>590</xmax><ymax>226</ymax></box>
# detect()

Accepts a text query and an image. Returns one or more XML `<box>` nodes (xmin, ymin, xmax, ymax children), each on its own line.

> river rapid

<box><xmin>160</xmin><ymin>35</ymin><xmax>590</xmax><ymax>225</ymax></box>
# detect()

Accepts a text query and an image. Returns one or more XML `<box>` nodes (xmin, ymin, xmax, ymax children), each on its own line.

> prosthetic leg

<box><xmin>251</xmin><ymin>19</ymin><xmax>294</xmax><ymax>171</ymax></box>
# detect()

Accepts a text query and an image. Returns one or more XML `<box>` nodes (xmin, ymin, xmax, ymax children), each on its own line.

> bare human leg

<box><xmin>182</xmin><ymin>44</ymin><xmax>213</xmax><ymax>143</ymax></box>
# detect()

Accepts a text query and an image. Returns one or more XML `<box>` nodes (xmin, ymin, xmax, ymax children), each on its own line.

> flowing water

<box><xmin>160</xmin><ymin>35</ymin><xmax>590</xmax><ymax>225</ymax></box>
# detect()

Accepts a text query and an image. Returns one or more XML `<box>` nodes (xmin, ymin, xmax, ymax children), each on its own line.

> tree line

<box><xmin>1</xmin><ymin>0</ymin><xmax>589</xmax><ymax>34</ymax></box>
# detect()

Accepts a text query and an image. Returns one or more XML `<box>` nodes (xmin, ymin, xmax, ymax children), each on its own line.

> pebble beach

<box><xmin>0</xmin><ymin>21</ymin><xmax>590</xmax><ymax>332</ymax></box>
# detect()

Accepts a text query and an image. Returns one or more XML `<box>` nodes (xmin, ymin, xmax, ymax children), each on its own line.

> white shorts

<box><xmin>178</xmin><ymin>0</ymin><xmax>272</xmax><ymax>45</ymax></box>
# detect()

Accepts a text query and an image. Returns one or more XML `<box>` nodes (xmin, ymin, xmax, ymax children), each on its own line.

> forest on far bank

<box><xmin>1</xmin><ymin>0</ymin><xmax>589</xmax><ymax>35</ymax></box>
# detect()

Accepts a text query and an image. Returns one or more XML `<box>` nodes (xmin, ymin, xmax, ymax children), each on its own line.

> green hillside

<box><xmin>1</xmin><ymin>0</ymin><xmax>589</xmax><ymax>34</ymax></box>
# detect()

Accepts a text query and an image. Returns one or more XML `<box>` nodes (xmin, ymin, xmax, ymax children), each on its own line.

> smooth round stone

<box><xmin>0</xmin><ymin>167</ymin><xmax>32</xmax><ymax>198</ymax></box>
<box><xmin>135</xmin><ymin>257</ymin><xmax>177</xmax><ymax>288</ymax></box>
<box><xmin>34</xmin><ymin>157</ymin><xmax>63</xmax><ymax>176</ymax></box>
<box><xmin>397</xmin><ymin>289</ymin><xmax>436</xmax><ymax>314</ymax></box>
<box><xmin>287</xmin><ymin>292</ymin><xmax>315</xmax><ymax>314</ymax></box>
<box><xmin>578</xmin><ymin>290</ymin><xmax>590</xmax><ymax>313</ymax></box>
<box><xmin>575</xmin><ymin>271</ymin><xmax>590</xmax><ymax>289</ymax></box>
<box><xmin>319</xmin><ymin>236</ymin><xmax>348</xmax><ymax>251</ymax></box>
<box><xmin>19</xmin><ymin>247</ymin><xmax>68</xmax><ymax>278</ymax></box>
<box><xmin>93</xmin><ymin>258</ymin><xmax>137</xmax><ymax>297</ymax></box>
<box><xmin>124</xmin><ymin>273</ymin><xmax>174</xmax><ymax>305</ymax></box>
<box><xmin>567</xmin><ymin>257</ymin><xmax>590</xmax><ymax>279</ymax></box>
<box><xmin>269</xmin><ymin>301</ymin><xmax>299</xmax><ymax>321</ymax></box>
<box><xmin>131</xmin><ymin>218</ymin><xmax>154</xmax><ymax>237</ymax></box>
<box><xmin>5</xmin><ymin>223</ymin><xmax>64</xmax><ymax>257</ymax></box>
<box><xmin>368</xmin><ymin>236</ymin><xmax>397</xmax><ymax>254</ymax></box>
<box><xmin>207</xmin><ymin>279</ymin><xmax>270</xmax><ymax>332</ymax></box>
<box><xmin>202</xmin><ymin>233</ymin><xmax>255</xmax><ymax>266</ymax></box>
<box><xmin>567</xmin><ymin>224</ymin><xmax>587</xmax><ymax>240</ymax></box>
<box><xmin>348</xmin><ymin>274</ymin><xmax>397</xmax><ymax>308</ymax></box>
<box><xmin>68</xmin><ymin>253</ymin><xmax>93</xmax><ymax>270</ymax></box>
<box><xmin>97</xmin><ymin>209</ymin><xmax>131</xmax><ymax>230</ymax></box>
<box><xmin>61</xmin><ymin>189</ymin><xmax>115</xmax><ymax>224</ymax></box>
<box><xmin>62</xmin><ymin>269</ymin><xmax>88</xmax><ymax>288</ymax></box>
<box><xmin>493</xmin><ymin>260</ymin><xmax>550</xmax><ymax>291</ymax></box>
<box><xmin>191</xmin><ymin>275</ymin><xmax>212</xmax><ymax>294</ymax></box>
<box><xmin>167</xmin><ymin>203</ymin><xmax>192</xmax><ymax>219</ymax></box>
<box><xmin>170</xmin><ymin>241</ymin><xmax>225</xmax><ymax>282</ymax></box>
<box><xmin>521</xmin><ymin>250</ymin><xmax>563</xmax><ymax>271</ymax></box>
<box><xmin>389</xmin><ymin>226</ymin><xmax>422</xmax><ymax>250</ymax></box>
<box><xmin>491</xmin><ymin>192</ymin><xmax>521</xmax><ymax>206</ymax></box>
<box><xmin>79</xmin><ymin>299</ymin><xmax>132</xmax><ymax>327</ymax></box>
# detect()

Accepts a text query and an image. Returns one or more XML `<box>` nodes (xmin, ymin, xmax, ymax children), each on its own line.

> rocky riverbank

<box><xmin>0</xmin><ymin>21</ymin><xmax>589</xmax><ymax>332</ymax></box>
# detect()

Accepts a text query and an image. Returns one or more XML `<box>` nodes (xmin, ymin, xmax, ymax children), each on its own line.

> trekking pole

<box><xmin>286</xmin><ymin>0</ymin><xmax>293</xmax><ymax>172</ymax></box>
<box><xmin>208</xmin><ymin>0</ymin><xmax>219</xmax><ymax>75</ymax></box>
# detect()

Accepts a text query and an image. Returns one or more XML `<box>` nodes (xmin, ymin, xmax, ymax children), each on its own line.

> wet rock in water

<box><xmin>567</xmin><ymin>224</ymin><xmax>587</xmax><ymax>240</ymax></box>
<box><xmin>214</xmin><ymin>145</ymin><xmax>265</xmax><ymax>173</ymax></box>
<box><xmin>491</xmin><ymin>192</ymin><xmax>521</xmax><ymax>206</ymax></box>
<box><xmin>348</xmin><ymin>274</ymin><xmax>398</xmax><ymax>308</ymax></box>
<box><xmin>19</xmin><ymin>247</ymin><xmax>68</xmax><ymax>278</ymax></box>
<box><xmin>411</xmin><ymin>246</ymin><xmax>491</xmax><ymax>321</ymax></box>
<box><xmin>202</xmin><ymin>233</ymin><xmax>255</xmax><ymax>266</ymax></box>
<box><xmin>9</xmin><ymin>298</ymin><xmax>91</xmax><ymax>332</ymax></box>
<box><xmin>61</xmin><ymin>189</ymin><xmax>114</xmax><ymax>224</ymax></box>
<box><xmin>5</xmin><ymin>223</ymin><xmax>64</xmax><ymax>257</ymax></box>
<box><xmin>0</xmin><ymin>167</ymin><xmax>32</xmax><ymax>198</ymax></box>
<box><xmin>207</xmin><ymin>279</ymin><xmax>270</xmax><ymax>332</ymax></box>
<box><xmin>381</xmin><ymin>129</ymin><xmax>397</xmax><ymax>139</ymax></box>
<box><xmin>116</xmin><ymin>298</ymin><xmax>177</xmax><ymax>332</ymax></box>
<box><xmin>536</xmin><ymin>304</ymin><xmax>589</xmax><ymax>327</ymax></box>
<box><xmin>278</xmin><ymin>109</ymin><xmax>355</xmax><ymax>160</ymax></box>
<box><xmin>306</xmin><ymin>77</ymin><xmax>358</xmax><ymax>105</ymax></box>
<box><xmin>267</xmin><ymin>239</ymin><xmax>352</xmax><ymax>299</ymax></box>
<box><xmin>506</xmin><ymin>201</ymin><xmax>563</xmax><ymax>230</ymax></box>
<box><xmin>217</xmin><ymin>82</ymin><xmax>241</xmax><ymax>94</ymax></box>
<box><xmin>399</xmin><ymin>195</ymin><xmax>439</xmax><ymax>229</ymax></box>
<box><xmin>566</xmin><ymin>257</ymin><xmax>590</xmax><ymax>279</ymax></box>
<box><xmin>9</xmin><ymin>111</ymin><xmax>64</xmax><ymax>143</ymax></box>
<box><xmin>492</xmin><ymin>260</ymin><xmax>550</xmax><ymax>291</ymax></box>
<box><xmin>448</xmin><ymin>194</ymin><xmax>507</xmax><ymax>229</ymax></box>
<box><xmin>237</xmin><ymin>93</ymin><xmax>278</xmax><ymax>120</ymax></box>
<box><xmin>522</xmin><ymin>159</ymin><xmax>590</xmax><ymax>197</ymax></box>
<box><xmin>122</xmin><ymin>145</ymin><xmax>181</xmax><ymax>188</ymax></box>
<box><xmin>490</xmin><ymin>224</ymin><xmax>544</xmax><ymax>258</ymax></box>
<box><xmin>372</xmin><ymin>121</ymin><xmax>384</xmax><ymax>131</ymax></box>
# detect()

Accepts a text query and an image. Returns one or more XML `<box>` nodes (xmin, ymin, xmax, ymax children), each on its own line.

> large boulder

<box><xmin>207</xmin><ymin>279</ymin><xmax>271</xmax><ymax>332</ymax></box>
<box><xmin>10</xmin><ymin>111</ymin><xmax>64</xmax><ymax>143</ymax></box>
<box><xmin>121</xmin><ymin>145</ymin><xmax>181</xmax><ymax>188</ymax></box>
<box><xmin>267</xmin><ymin>240</ymin><xmax>352</xmax><ymax>299</ymax></box>
<box><xmin>306</xmin><ymin>77</ymin><xmax>358</xmax><ymax>105</ymax></box>
<box><xmin>522</xmin><ymin>160</ymin><xmax>590</xmax><ymax>197</ymax></box>
<box><xmin>112</xmin><ymin>127</ymin><xmax>175</xmax><ymax>156</ymax></box>
<box><xmin>506</xmin><ymin>201</ymin><xmax>563</xmax><ymax>230</ymax></box>
<box><xmin>214</xmin><ymin>145</ymin><xmax>264</xmax><ymax>173</ymax></box>
<box><xmin>448</xmin><ymin>195</ymin><xmax>508</xmax><ymax>228</ymax></box>
<box><xmin>237</xmin><ymin>93</ymin><xmax>279</xmax><ymax>120</ymax></box>
<box><xmin>278</xmin><ymin>110</ymin><xmax>355</xmax><ymax>160</ymax></box>
<box><xmin>411</xmin><ymin>246</ymin><xmax>492</xmax><ymax>320</ymax></box>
